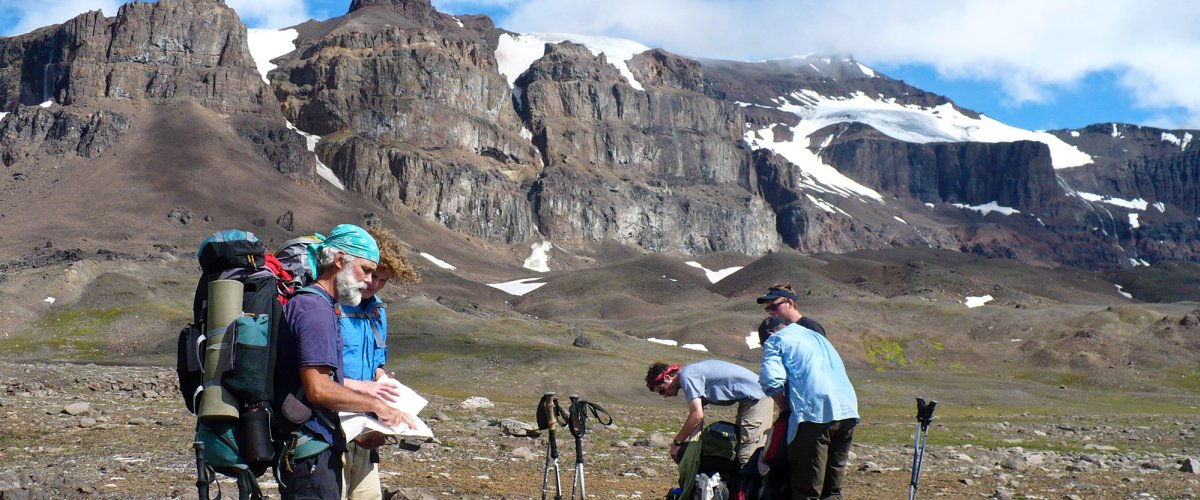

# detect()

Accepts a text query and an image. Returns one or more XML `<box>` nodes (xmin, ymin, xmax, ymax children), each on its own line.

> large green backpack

<box><xmin>699</xmin><ymin>421</ymin><xmax>738</xmax><ymax>463</ymax></box>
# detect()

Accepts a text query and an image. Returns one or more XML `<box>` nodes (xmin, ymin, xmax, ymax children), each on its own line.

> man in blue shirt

<box><xmin>645</xmin><ymin>359</ymin><xmax>773</xmax><ymax>467</ymax></box>
<box><xmin>274</xmin><ymin>224</ymin><xmax>414</xmax><ymax>499</ymax></box>
<box><xmin>339</xmin><ymin>227</ymin><xmax>419</xmax><ymax>500</ymax></box>
<box><xmin>758</xmin><ymin>288</ymin><xmax>859</xmax><ymax>500</ymax></box>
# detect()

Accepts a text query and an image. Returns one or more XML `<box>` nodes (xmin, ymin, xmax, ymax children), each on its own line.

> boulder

<box><xmin>458</xmin><ymin>397</ymin><xmax>494</xmax><ymax>411</ymax></box>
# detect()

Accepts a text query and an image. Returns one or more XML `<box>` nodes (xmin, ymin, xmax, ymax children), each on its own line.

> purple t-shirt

<box><xmin>275</xmin><ymin>286</ymin><xmax>345</xmax><ymax>449</ymax></box>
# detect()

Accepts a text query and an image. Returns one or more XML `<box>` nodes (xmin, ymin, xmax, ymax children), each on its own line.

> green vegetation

<box><xmin>863</xmin><ymin>337</ymin><xmax>908</xmax><ymax>371</ymax></box>
<box><xmin>0</xmin><ymin>304</ymin><xmax>185</xmax><ymax>361</ymax></box>
<box><xmin>1167</xmin><ymin>367</ymin><xmax>1200</xmax><ymax>391</ymax></box>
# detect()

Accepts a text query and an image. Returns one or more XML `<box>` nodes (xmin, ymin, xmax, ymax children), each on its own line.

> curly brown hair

<box><xmin>367</xmin><ymin>226</ymin><xmax>420</xmax><ymax>285</ymax></box>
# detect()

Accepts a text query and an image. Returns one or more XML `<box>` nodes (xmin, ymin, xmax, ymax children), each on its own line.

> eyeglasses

<box><xmin>764</xmin><ymin>300</ymin><xmax>788</xmax><ymax>313</ymax></box>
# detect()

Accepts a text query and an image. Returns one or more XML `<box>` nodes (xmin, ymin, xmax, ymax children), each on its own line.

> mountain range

<box><xmin>2</xmin><ymin>0</ymin><xmax>1200</xmax><ymax>374</ymax></box>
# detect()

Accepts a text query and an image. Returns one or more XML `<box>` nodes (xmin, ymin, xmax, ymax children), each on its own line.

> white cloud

<box><xmin>494</xmin><ymin>0</ymin><xmax>1200</xmax><ymax>127</ymax></box>
<box><xmin>226</xmin><ymin>0</ymin><xmax>312</xmax><ymax>29</ymax></box>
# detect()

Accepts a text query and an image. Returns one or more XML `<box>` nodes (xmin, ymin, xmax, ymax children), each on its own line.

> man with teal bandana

<box><xmin>274</xmin><ymin>224</ymin><xmax>414</xmax><ymax>499</ymax></box>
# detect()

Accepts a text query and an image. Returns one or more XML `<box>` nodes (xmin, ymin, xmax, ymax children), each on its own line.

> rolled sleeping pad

<box><xmin>199</xmin><ymin>279</ymin><xmax>242</xmax><ymax>421</ymax></box>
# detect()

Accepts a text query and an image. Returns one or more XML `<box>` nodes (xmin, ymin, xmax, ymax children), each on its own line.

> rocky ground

<box><xmin>0</xmin><ymin>362</ymin><xmax>1198</xmax><ymax>499</ymax></box>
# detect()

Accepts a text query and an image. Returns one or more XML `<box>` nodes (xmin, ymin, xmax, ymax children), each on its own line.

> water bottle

<box><xmin>238</xmin><ymin>402</ymin><xmax>274</xmax><ymax>465</ymax></box>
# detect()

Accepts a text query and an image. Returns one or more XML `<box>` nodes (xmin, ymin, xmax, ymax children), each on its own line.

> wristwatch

<box><xmin>673</xmin><ymin>440</ymin><xmax>685</xmax><ymax>446</ymax></box>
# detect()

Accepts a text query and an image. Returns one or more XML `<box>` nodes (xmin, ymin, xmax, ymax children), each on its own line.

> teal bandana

<box><xmin>306</xmin><ymin>224</ymin><xmax>380</xmax><ymax>279</ymax></box>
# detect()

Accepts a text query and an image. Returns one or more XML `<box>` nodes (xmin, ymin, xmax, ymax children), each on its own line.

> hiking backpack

<box><xmin>175</xmin><ymin>230</ymin><xmax>296</xmax><ymax>483</ymax></box>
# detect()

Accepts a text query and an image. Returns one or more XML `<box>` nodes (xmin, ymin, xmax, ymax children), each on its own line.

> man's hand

<box><xmin>362</xmin><ymin>380</ymin><xmax>403</xmax><ymax>402</ymax></box>
<box><xmin>670</xmin><ymin>443</ymin><xmax>683</xmax><ymax>463</ymax></box>
<box><xmin>374</xmin><ymin>403</ymin><xmax>417</xmax><ymax>429</ymax></box>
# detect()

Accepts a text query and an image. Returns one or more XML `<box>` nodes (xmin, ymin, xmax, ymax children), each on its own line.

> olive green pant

<box><xmin>787</xmin><ymin>418</ymin><xmax>857</xmax><ymax>500</ymax></box>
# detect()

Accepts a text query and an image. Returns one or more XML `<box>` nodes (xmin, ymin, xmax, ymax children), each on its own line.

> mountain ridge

<box><xmin>0</xmin><ymin>0</ymin><xmax>1198</xmax><ymax>271</ymax></box>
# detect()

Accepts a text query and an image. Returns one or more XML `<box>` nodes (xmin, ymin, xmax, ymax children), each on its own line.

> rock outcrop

<box><xmin>815</xmin><ymin>122</ymin><xmax>1063</xmax><ymax>211</ymax></box>
<box><xmin>517</xmin><ymin>43</ymin><xmax>778</xmax><ymax>253</ymax></box>
<box><xmin>0</xmin><ymin>106</ymin><xmax>128</xmax><ymax>166</ymax></box>
<box><xmin>0</xmin><ymin>0</ymin><xmax>311</xmax><ymax>177</ymax></box>
<box><xmin>273</xmin><ymin>5</ymin><xmax>779</xmax><ymax>255</ymax></box>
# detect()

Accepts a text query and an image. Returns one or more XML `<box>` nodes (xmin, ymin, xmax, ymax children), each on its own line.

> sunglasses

<box><xmin>764</xmin><ymin>300</ymin><xmax>788</xmax><ymax>313</ymax></box>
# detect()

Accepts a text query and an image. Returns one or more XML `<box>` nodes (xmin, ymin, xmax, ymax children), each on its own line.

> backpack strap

<box><xmin>339</xmin><ymin>303</ymin><xmax>385</xmax><ymax>347</ymax></box>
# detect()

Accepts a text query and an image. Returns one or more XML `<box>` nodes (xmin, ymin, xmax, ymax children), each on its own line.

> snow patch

<box><xmin>755</xmin><ymin>90</ymin><xmax>1091</xmax><ymax>169</ymax></box>
<box><xmin>746</xmin><ymin>124</ymin><xmax>884</xmax><ymax>201</ymax></box>
<box><xmin>647</xmin><ymin>338</ymin><xmax>677</xmax><ymax>347</ymax></box>
<box><xmin>285</xmin><ymin>121</ymin><xmax>344</xmax><ymax>190</ymax></box>
<box><xmin>1129</xmin><ymin>258</ymin><xmax>1150</xmax><ymax>267</ymax></box>
<box><xmin>1128</xmin><ymin>213</ymin><xmax>1140</xmax><ymax>228</ymax></box>
<box><xmin>44</xmin><ymin>296</ymin><xmax>56</xmax><ymax>304</ymax></box>
<box><xmin>1153</xmin><ymin>202</ymin><xmax>1166</xmax><ymax>213</ymax></box>
<box><xmin>893</xmin><ymin>216</ymin><xmax>907</xmax><ymax>224</ymax></box>
<box><xmin>1070</xmin><ymin>130</ymin><xmax>1081</xmax><ymax>138</ymax></box>
<box><xmin>38</xmin><ymin>100</ymin><xmax>52</xmax><ymax>108</ymax></box>
<box><xmin>685</xmin><ymin>261</ymin><xmax>742</xmax><ymax>284</ymax></box>
<box><xmin>246</xmin><ymin>28</ymin><xmax>299</xmax><ymax>84</ymax></box>
<box><xmin>1075</xmin><ymin>192</ymin><xmax>1148</xmax><ymax>211</ymax></box>
<box><xmin>964</xmin><ymin>295</ymin><xmax>993</xmax><ymax>308</ymax></box>
<box><xmin>487</xmin><ymin>277</ymin><xmax>546</xmax><ymax>296</ymax></box>
<box><xmin>1114</xmin><ymin>284</ymin><xmax>1133</xmax><ymax>300</ymax></box>
<box><xmin>495</xmin><ymin>33</ymin><xmax>649</xmax><ymax>90</ymax></box>
<box><xmin>855</xmin><ymin>63</ymin><xmax>876</xmax><ymax>77</ymax></box>
<box><xmin>681</xmin><ymin>344</ymin><xmax>708</xmax><ymax>352</ymax></box>
<box><xmin>420</xmin><ymin>253</ymin><xmax>456</xmax><ymax>270</ymax></box>
<box><xmin>0</xmin><ymin>112</ymin><xmax>7</xmax><ymax>123</ymax></box>
<box><xmin>804</xmin><ymin>194</ymin><xmax>852</xmax><ymax>216</ymax></box>
<box><xmin>745</xmin><ymin>331</ymin><xmax>760</xmax><ymax>350</ymax></box>
<box><xmin>953</xmin><ymin>202</ymin><xmax>1020</xmax><ymax>216</ymax></box>
<box><xmin>1110</xmin><ymin>123</ymin><xmax>1121</xmax><ymax>138</ymax></box>
<box><xmin>924</xmin><ymin>202</ymin><xmax>935</xmax><ymax>209</ymax></box>
<box><xmin>523</xmin><ymin>241</ymin><xmax>553</xmax><ymax>273</ymax></box>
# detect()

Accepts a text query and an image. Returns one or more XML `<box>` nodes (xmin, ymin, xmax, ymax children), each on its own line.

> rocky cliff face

<box><xmin>815</xmin><ymin>122</ymin><xmax>1063</xmax><ymax>211</ymax></box>
<box><xmin>516</xmin><ymin>43</ymin><xmax>777</xmax><ymax>253</ymax></box>
<box><xmin>0</xmin><ymin>1</ymin><xmax>268</xmax><ymax>113</ymax></box>
<box><xmin>0</xmin><ymin>106</ymin><xmax>128</xmax><ymax>166</ymax></box>
<box><xmin>272</xmin><ymin>4</ymin><xmax>778</xmax><ymax>255</ymax></box>
<box><xmin>0</xmin><ymin>0</ymin><xmax>311</xmax><ymax>177</ymax></box>
<box><xmin>271</xmin><ymin>1</ymin><xmax>541</xmax><ymax>243</ymax></box>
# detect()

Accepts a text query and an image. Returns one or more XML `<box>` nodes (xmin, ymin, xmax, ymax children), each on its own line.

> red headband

<box><xmin>647</xmin><ymin>365</ymin><xmax>681</xmax><ymax>390</ymax></box>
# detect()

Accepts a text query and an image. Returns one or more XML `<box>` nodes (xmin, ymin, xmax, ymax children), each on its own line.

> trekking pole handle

<box><xmin>916</xmin><ymin>398</ymin><xmax>937</xmax><ymax>428</ymax></box>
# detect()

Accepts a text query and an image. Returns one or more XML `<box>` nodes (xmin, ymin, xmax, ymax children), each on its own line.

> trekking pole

<box><xmin>565</xmin><ymin>395</ymin><xmax>613</xmax><ymax>500</ymax></box>
<box><xmin>908</xmin><ymin>398</ymin><xmax>938</xmax><ymax>500</ymax></box>
<box><xmin>539</xmin><ymin>392</ymin><xmax>564</xmax><ymax>500</ymax></box>
<box><xmin>193</xmin><ymin>440</ymin><xmax>216</xmax><ymax>500</ymax></box>
<box><xmin>568</xmin><ymin>395</ymin><xmax>586</xmax><ymax>500</ymax></box>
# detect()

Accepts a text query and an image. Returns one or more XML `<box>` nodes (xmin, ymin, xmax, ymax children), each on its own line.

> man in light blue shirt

<box><xmin>759</xmin><ymin>320</ymin><xmax>859</xmax><ymax>500</ymax></box>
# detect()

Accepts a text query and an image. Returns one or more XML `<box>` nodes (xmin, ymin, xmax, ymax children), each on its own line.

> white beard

<box><xmin>335</xmin><ymin>262</ymin><xmax>367</xmax><ymax>306</ymax></box>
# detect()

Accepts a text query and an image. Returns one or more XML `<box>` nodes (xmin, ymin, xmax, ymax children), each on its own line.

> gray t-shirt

<box><xmin>678</xmin><ymin>359</ymin><xmax>765</xmax><ymax>405</ymax></box>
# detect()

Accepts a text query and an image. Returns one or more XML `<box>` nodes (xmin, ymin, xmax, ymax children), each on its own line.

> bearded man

<box><xmin>273</xmin><ymin>224</ymin><xmax>415</xmax><ymax>499</ymax></box>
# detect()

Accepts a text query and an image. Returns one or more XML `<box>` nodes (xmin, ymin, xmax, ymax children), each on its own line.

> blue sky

<box><xmin>2</xmin><ymin>0</ymin><xmax>1197</xmax><ymax>131</ymax></box>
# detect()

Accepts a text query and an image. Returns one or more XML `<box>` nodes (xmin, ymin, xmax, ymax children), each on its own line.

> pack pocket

<box><xmin>197</xmin><ymin>420</ymin><xmax>243</xmax><ymax>468</ymax></box>
<box><xmin>222</xmin><ymin>314</ymin><xmax>272</xmax><ymax>402</ymax></box>
<box><xmin>175</xmin><ymin>324</ymin><xmax>204</xmax><ymax>414</ymax></box>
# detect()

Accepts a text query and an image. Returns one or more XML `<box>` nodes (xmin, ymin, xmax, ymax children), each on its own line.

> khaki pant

<box><xmin>341</xmin><ymin>441</ymin><xmax>382</xmax><ymax>500</ymax></box>
<box><xmin>735</xmin><ymin>397</ymin><xmax>773</xmax><ymax>466</ymax></box>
